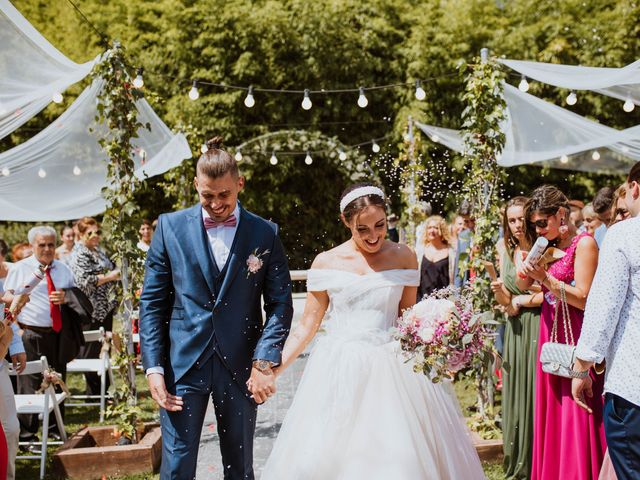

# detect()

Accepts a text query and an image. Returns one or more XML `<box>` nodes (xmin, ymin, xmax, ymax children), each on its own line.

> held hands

<box><xmin>246</xmin><ymin>367</ymin><xmax>276</xmax><ymax>404</ymax></box>
<box><xmin>147</xmin><ymin>373</ymin><xmax>184</xmax><ymax>412</ymax></box>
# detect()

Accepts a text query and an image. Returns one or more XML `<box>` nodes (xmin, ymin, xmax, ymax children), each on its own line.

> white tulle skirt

<box><xmin>261</xmin><ymin>332</ymin><xmax>486</xmax><ymax>480</ymax></box>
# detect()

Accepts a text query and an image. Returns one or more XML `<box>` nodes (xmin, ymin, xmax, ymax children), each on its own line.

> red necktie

<box><xmin>203</xmin><ymin>214</ymin><xmax>237</xmax><ymax>229</ymax></box>
<box><xmin>45</xmin><ymin>268</ymin><xmax>62</xmax><ymax>333</ymax></box>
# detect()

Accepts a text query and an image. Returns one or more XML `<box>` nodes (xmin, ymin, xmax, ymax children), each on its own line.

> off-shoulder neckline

<box><xmin>308</xmin><ymin>268</ymin><xmax>418</xmax><ymax>277</ymax></box>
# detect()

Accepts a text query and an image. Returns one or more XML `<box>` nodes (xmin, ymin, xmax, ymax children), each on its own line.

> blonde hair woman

<box><xmin>416</xmin><ymin>215</ymin><xmax>455</xmax><ymax>300</ymax></box>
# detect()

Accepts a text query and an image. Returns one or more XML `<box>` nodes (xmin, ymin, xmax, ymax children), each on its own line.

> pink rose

<box><xmin>246</xmin><ymin>254</ymin><xmax>263</xmax><ymax>274</ymax></box>
<box><xmin>446</xmin><ymin>351</ymin><xmax>467</xmax><ymax>373</ymax></box>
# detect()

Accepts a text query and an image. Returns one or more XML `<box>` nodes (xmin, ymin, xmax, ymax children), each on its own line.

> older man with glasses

<box><xmin>3</xmin><ymin>226</ymin><xmax>75</xmax><ymax>445</ymax></box>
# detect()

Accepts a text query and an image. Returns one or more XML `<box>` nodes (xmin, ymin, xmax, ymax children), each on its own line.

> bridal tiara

<box><xmin>339</xmin><ymin>186</ymin><xmax>386</xmax><ymax>213</ymax></box>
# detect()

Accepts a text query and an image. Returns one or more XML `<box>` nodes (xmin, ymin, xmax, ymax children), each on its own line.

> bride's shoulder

<box><xmin>311</xmin><ymin>244</ymin><xmax>351</xmax><ymax>270</ymax></box>
<box><xmin>383</xmin><ymin>241</ymin><xmax>418</xmax><ymax>270</ymax></box>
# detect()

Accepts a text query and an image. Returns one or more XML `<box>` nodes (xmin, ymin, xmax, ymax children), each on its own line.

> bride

<box><xmin>260</xmin><ymin>184</ymin><xmax>486</xmax><ymax>479</ymax></box>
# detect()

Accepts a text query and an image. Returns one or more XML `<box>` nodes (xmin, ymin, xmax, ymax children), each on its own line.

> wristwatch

<box><xmin>253</xmin><ymin>359</ymin><xmax>274</xmax><ymax>374</ymax></box>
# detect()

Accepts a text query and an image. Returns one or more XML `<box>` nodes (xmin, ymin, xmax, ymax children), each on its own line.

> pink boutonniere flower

<box><xmin>246</xmin><ymin>248</ymin><xmax>270</xmax><ymax>277</ymax></box>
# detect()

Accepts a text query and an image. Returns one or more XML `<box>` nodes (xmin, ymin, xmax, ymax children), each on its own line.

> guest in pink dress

<box><xmin>518</xmin><ymin>185</ymin><xmax>607</xmax><ymax>480</ymax></box>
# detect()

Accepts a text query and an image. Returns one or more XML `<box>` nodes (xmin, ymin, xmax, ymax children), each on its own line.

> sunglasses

<box><xmin>529</xmin><ymin>215</ymin><xmax>553</xmax><ymax>229</ymax></box>
<box><xmin>615</xmin><ymin>208</ymin><xmax>629</xmax><ymax>218</ymax></box>
<box><xmin>86</xmin><ymin>229</ymin><xmax>102</xmax><ymax>238</ymax></box>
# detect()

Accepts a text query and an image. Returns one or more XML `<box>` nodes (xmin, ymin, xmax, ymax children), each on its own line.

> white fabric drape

<box><xmin>500</xmin><ymin>58</ymin><xmax>640</xmax><ymax>106</ymax></box>
<box><xmin>416</xmin><ymin>83</ymin><xmax>640</xmax><ymax>173</ymax></box>
<box><xmin>0</xmin><ymin>0</ymin><xmax>99</xmax><ymax>140</ymax></box>
<box><xmin>0</xmin><ymin>80</ymin><xmax>192</xmax><ymax>221</ymax></box>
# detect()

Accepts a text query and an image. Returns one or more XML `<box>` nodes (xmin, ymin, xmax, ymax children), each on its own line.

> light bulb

<box><xmin>518</xmin><ymin>76</ymin><xmax>529</xmax><ymax>92</ymax></box>
<box><xmin>1</xmin><ymin>167</ymin><xmax>9</xmax><ymax>176</ymax></box>
<box><xmin>304</xmin><ymin>152</ymin><xmax>313</xmax><ymax>165</ymax></box>
<box><xmin>38</xmin><ymin>168</ymin><xmax>46</xmax><ymax>178</ymax></box>
<box><xmin>52</xmin><ymin>92</ymin><xmax>63</xmax><ymax>104</ymax></box>
<box><xmin>301</xmin><ymin>89</ymin><xmax>312</xmax><ymax>110</ymax></box>
<box><xmin>357</xmin><ymin>87</ymin><xmax>368</xmax><ymax>108</ymax></box>
<box><xmin>188</xmin><ymin>81</ymin><xmax>199</xmax><ymax>100</ymax></box>
<box><xmin>270</xmin><ymin>151</ymin><xmax>278</xmax><ymax>165</ymax></box>
<box><xmin>73</xmin><ymin>165</ymin><xmax>82</xmax><ymax>175</ymax></box>
<box><xmin>566</xmin><ymin>91</ymin><xmax>577</xmax><ymax>106</ymax></box>
<box><xmin>244</xmin><ymin>86</ymin><xmax>255</xmax><ymax>108</ymax></box>
<box><xmin>592</xmin><ymin>150</ymin><xmax>601</xmax><ymax>161</ymax></box>
<box><xmin>338</xmin><ymin>149</ymin><xmax>347</xmax><ymax>161</ymax></box>
<box><xmin>430</xmin><ymin>134</ymin><xmax>440</xmax><ymax>143</ymax></box>
<box><xmin>415</xmin><ymin>80</ymin><xmax>426</xmax><ymax>100</ymax></box>
<box><xmin>133</xmin><ymin>68</ymin><xmax>144</xmax><ymax>89</ymax></box>
<box><xmin>560</xmin><ymin>154</ymin><xmax>569</xmax><ymax>164</ymax></box>
<box><xmin>200</xmin><ymin>144</ymin><xmax>208</xmax><ymax>153</ymax></box>
<box><xmin>623</xmin><ymin>98</ymin><xmax>635</xmax><ymax>112</ymax></box>
<box><xmin>371</xmin><ymin>141</ymin><xmax>380</xmax><ymax>153</ymax></box>
<box><xmin>235</xmin><ymin>150</ymin><xmax>243</xmax><ymax>161</ymax></box>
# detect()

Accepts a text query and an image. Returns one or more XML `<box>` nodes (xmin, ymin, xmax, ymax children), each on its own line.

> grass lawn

<box><xmin>17</xmin><ymin>371</ymin><xmax>506</xmax><ymax>479</ymax></box>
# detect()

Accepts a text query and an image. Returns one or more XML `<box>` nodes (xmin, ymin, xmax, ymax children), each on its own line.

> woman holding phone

<box><xmin>491</xmin><ymin>196</ymin><xmax>542</xmax><ymax>479</ymax></box>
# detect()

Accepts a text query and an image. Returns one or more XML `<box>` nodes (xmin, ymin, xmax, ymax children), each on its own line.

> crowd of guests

<box><xmin>0</xmin><ymin>219</ymin><xmax>153</xmax><ymax>480</ymax></box>
<box><xmin>401</xmin><ymin>162</ymin><xmax>640</xmax><ymax>480</ymax></box>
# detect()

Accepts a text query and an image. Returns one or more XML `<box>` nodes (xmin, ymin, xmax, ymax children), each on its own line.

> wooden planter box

<box><xmin>470</xmin><ymin>430</ymin><xmax>503</xmax><ymax>462</ymax></box>
<box><xmin>53</xmin><ymin>423</ymin><xmax>161</xmax><ymax>479</ymax></box>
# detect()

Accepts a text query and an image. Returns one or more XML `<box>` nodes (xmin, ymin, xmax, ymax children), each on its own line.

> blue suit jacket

<box><xmin>140</xmin><ymin>204</ymin><xmax>293</xmax><ymax>387</ymax></box>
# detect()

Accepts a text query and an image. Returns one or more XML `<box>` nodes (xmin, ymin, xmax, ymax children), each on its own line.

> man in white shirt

<box><xmin>4</xmin><ymin>226</ymin><xmax>75</xmax><ymax>442</ymax></box>
<box><xmin>572</xmin><ymin>162</ymin><xmax>640</xmax><ymax>480</ymax></box>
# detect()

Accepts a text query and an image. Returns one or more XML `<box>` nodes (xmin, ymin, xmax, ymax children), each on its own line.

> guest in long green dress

<box><xmin>491</xmin><ymin>197</ymin><xmax>542</xmax><ymax>479</ymax></box>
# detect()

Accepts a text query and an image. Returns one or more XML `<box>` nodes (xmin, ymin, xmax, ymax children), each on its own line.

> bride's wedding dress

<box><xmin>261</xmin><ymin>269</ymin><xmax>486</xmax><ymax>480</ymax></box>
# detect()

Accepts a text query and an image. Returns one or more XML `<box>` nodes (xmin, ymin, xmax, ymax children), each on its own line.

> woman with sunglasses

<box><xmin>517</xmin><ymin>185</ymin><xmax>606</xmax><ymax>480</ymax></box>
<box><xmin>69</xmin><ymin>217</ymin><xmax>120</xmax><ymax>396</ymax></box>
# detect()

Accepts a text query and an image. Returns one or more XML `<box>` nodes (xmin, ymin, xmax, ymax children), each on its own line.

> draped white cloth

<box><xmin>500</xmin><ymin>58</ymin><xmax>640</xmax><ymax>106</ymax></box>
<box><xmin>0</xmin><ymin>0</ymin><xmax>98</xmax><ymax>140</ymax></box>
<box><xmin>0</xmin><ymin>80</ymin><xmax>192</xmax><ymax>221</ymax></box>
<box><xmin>416</xmin><ymin>83</ymin><xmax>640</xmax><ymax>173</ymax></box>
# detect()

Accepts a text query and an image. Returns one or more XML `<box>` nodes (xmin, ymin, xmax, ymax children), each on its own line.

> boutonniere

<box><xmin>246</xmin><ymin>248</ymin><xmax>270</xmax><ymax>277</ymax></box>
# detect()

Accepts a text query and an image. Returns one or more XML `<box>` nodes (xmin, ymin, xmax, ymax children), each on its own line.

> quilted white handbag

<box><xmin>539</xmin><ymin>282</ymin><xmax>577</xmax><ymax>378</ymax></box>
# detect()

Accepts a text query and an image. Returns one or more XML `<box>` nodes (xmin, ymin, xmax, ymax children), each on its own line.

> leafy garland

<box><xmin>458</xmin><ymin>55</ymin><xmax>506</xmax><ymax>434</ymax></box>
<box><xmin>91</xmin><ymin>42</ymin><xmax>145</xmax><ymax>442</ymax></box>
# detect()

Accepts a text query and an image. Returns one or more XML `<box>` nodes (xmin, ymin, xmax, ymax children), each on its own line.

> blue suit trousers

<box><xmin>604</xmin><ymin>393</ymin><xmax>640</xmax><ymax>480</ymax></box>
<box><xmin>160</xmin><ymin>352</ymin><xmax>258</xmax><ymax>480</ymax></box>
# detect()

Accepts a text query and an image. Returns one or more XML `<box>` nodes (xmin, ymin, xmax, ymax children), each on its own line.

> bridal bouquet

<box><xmin>394</xmin><ymin>287</ymin><xmax>493</xmax><ymax>383</ymax></box>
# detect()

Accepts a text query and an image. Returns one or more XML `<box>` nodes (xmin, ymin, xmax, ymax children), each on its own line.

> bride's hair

<box><xmin>340</xmin><ymin>183</ymin><xmax>386</xmax><ymax>223</ymax></box>
<box><xmin>197</xmin><ymin>135</ymin><xmax>239</xmax><ymax>179</ymax></box>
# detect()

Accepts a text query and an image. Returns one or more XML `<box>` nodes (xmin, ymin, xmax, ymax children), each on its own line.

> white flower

<box><xmin>418</xmin><ymin>326</ymin><xmax>436</xmax><ymax>343</ymax></box>
<box><xmin>412</xmin><ymin>298</ymin><xmax>456</xmax><ymax>327</ymax></box>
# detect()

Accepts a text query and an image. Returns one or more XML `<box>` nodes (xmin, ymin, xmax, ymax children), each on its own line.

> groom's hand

<box><xmin>247</xmin><ymin>367</ymin><xmax>276</xmax><ymax>404</ymax></box>
<box><xmin>147</xmin><ymin>373</ymin><xmax>184</xmax><ymax>411</ymax></box>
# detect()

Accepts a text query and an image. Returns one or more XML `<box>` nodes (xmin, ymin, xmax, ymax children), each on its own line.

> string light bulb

<box><xmin>73</xmin><ymin>165</ymin><xmax>82</xmax><ymax>175</ymax></box>
<box><xmin>518</xmin><ymin>76</ymin><xmax>529</xmax><ymax>92</ymax></box>
<box><xmin>371</xmin><ymin>141</ymin><xmax>381</xmax><ymax>153</ymax></box>
<box><xmin>1</xmin><ymin>167</ymin><xmax>9</xmax><ymax>176</ymax></box>
<box><xmin>623</xmin><ymin>97</ymin><xmax>635</xmax><ymax>112</ymax></box>
<box><xmin>188</xmin><ymin>81</ymin><xmax>200</xmax><ymax>100</ymax></box>
<box><xmin>270</xmin><ymin>151</ymin><xmax>278</xmax><ymax>165</ymax></box>
<box><xmin>235</xmin><ymin>150</ymin><xmax>243</xmax><ymax>161</ymax></box>
<box><xmin>357</xmin><ymin>87</ymin><xmax>368</xmax><ymax>108</ymax></box>
<box><xmin>592</xmin><ymin>150</ymin><xmax>601</xmax><ymax>161</ymax></box>
<box><xmin>414</xmin><ymin>80</ymin><xmax>426</xmax><ymax>100</ymax></box>
<box><xmin>133</xmin><ymin>68</ymin><xmax>144</xmax><ymax>89</ymax></box>
<box><xmin>338</xmin><ymin>149</ymin><xmax>347</xmax><ymax>161</ymax></box>
<box><xmin>566</xmin><ymin>91</ymin><xmax>577</xmax><ymax>106</ymax></box>
<box><xmin>301</xmin><ymin>89</ymin><xmax>312</xmax><ymax>110</ymax></box>
<box><xmin>244</xmin><ymin>86</ymin><xmax>255</xmax><ymax>108</ymax></box>
<box><xmin>304</xmin><ymin>151</ymin><xmax>313</xmax><ymax>165</ymax></box>
<box><xmin>38</xmin><ymin>168</ymin><xmax>46</xmax><ymax>178</ymax></box>
<box><xmin>52</xmin><ymin>92</ymin><xmax>63</xmax><ymax>104</ymax></box>
<box><xmin>560</xmin><ymin>154</ymin><xmax>569</xmax><ymax>164</ymax></box>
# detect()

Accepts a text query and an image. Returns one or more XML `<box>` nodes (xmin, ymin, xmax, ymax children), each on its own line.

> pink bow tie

<box><xmin>204</xmin><ymin>214</ymin><xmax>237</xmax><ymax>229</ymax></box>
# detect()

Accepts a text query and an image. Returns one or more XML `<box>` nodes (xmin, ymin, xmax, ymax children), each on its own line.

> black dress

<box><xmin>418</xmin><ymin>255</ymin><xmax>449</xmax><ymax>301</ymax></box>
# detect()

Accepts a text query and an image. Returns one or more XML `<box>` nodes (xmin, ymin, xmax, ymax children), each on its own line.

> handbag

<box><xmin>539</xmin><ymin>282</ymin><xmax>577</xmax><ymax>378</ymax></box>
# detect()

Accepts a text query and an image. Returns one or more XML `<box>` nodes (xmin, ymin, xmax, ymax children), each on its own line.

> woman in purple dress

<box><xmin>518</xmin><ymin>185</ymin><xmax>606</xmax><ymax>479</ymax></box>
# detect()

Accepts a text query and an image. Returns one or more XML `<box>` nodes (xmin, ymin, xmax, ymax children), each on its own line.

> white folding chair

<box><xmin>10</xmin><ymin>355</ymin><xmax>67</xmax><ymax>480</ymax></box>
<box><xmin>66</xmin><ymin>327</ymin><xmax>115</xmax><ymax>422</ymax></box>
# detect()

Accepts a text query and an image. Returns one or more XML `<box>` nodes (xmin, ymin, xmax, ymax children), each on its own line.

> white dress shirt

<box><xmin>3</xmin><ymin>255</ymin><xmax>75</xmax><ymax>328</ymax></box>
<box><xmin>202</xmin><ymin>203</ymin><xmax>240</xmax><ymax>271</ymax></box>
<box><xmin>576</xmin><ymin>216</ymin><xmax>640</xmax><ymax>406</ymax></box>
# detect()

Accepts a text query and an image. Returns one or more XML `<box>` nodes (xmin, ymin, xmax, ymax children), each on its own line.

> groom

<box><xmin>140</xmin><ymin>140</ymin><xmax>293</xmax><ymax>480</ymax></box>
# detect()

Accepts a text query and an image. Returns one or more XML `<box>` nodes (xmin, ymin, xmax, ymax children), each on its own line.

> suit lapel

<box><xmin>215</xmin><ymin>206</ymin><xmax>251</xmax><ymax>308</ymax></box>
<box><xmin>187</xmin><ymin>205</ymin><xmax>219</xmax><ymax>294</ymax></box>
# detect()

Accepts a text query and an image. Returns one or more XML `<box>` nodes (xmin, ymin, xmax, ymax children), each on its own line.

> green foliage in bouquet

<box><xmin>91</xmin><ymin>42</ymin><xmax>146</xmax><ymax>442</ymax></box>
